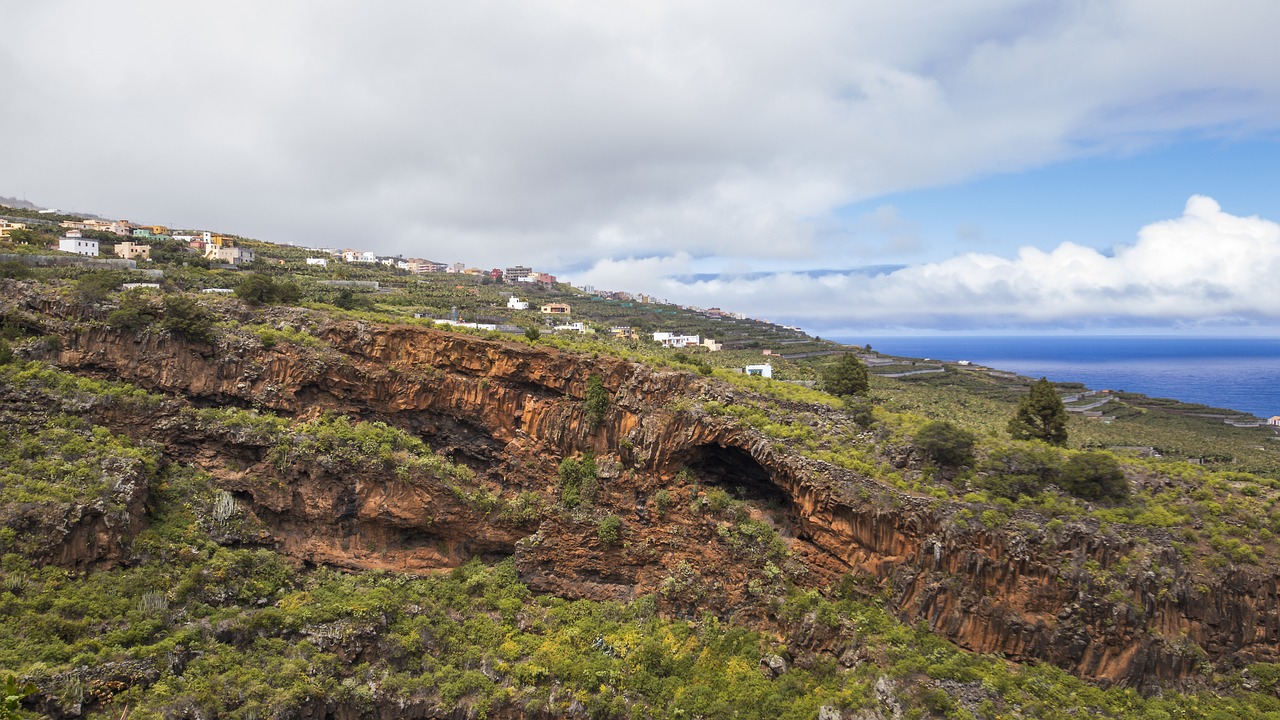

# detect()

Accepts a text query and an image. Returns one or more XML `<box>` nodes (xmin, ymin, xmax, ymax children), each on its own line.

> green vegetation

<box><xmin>558</xmin><ymin>453</ymin><xmax>599</xmax><ymax>509</ymax></box>
<box><xmin>234</xmin><ymin>273</ymin><xmax>301</xmax><ymax>305</ymax></box>
<box><xmin>10</xmin><ymin>202</ymin><xmax>1280</xmax><ymax>715</ymax></box>
<box><xmin>819</xmin><ymin>353</ymin><xmax>869</xmax><ymax>398</ymax></box>
<box><xmin>1060</xmin><ymin>451</ymin><xmax>1128</xmax><ymax>501</ymax></box>
<box><xmin>584</xmin><ymin>374</ymin><xmax>609</xmax><ymax>430</ymax></box>
<box><xmin>914</xmin><ymin>420</ymin><xmax>976</xmax><ymax>467</ymax></box>
<box><xmin>1008</xmin><ymin>377</ymin><xmax>1069</xmax><ymax>446</ymax></box>
<box><xmin>596</xmin><ymin>514</ymin><xmax>622</xmax><ymax>545</ymax></box>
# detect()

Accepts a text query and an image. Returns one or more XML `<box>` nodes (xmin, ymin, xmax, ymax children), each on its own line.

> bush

<box><xmin>0</xmin><ymin>261</ymin><xmax>31</xmax><ymax>279</ymax></box>
<box><xmin>975</xmin><ymin>443</ymin><xmax>1064</xmax><ymax>499</ymax></box>
<box><xmin>75</xmin><ymin>272</ymin><xmax>121</xmax><ymax>303</ymax></box>
<box><xmin>584</xmin><ymin>375</ymin><xmax>609</xmax><ymax>431</ymax></box>
<box><xmin>558</xmin><ymin>454</ymin><xmax>598</xmax><ymax>509</ymax></box>
<box><xmin>843</xmin><ymin>397</ymin><xmax>876</xmax><ymax>427</ymax></box>
<box><xmin>597</xmin><ymin>515</ymin><xmax>622</xmax><ymax>546</ymax></box>
<box><xmin>915</xmin><ymin>421</ymin><xmax>976</xmax><ymax>467</ymax></box>
<box><xmin>654</xmin><ymin>489</ymin><xmax>672</xmax><ymax>518</ymax></box>
<box><xmin>106</xmin><ymin>289</ymin><xmax>159</xmax><ymax>331</ymax></box>
<box><xmin>332</xmin><ymin>288</ymin><xmax>374</xmax><ymax>310</ymax></box>
<box><xmin>235</xmin><ymin>274</ymin><xmax>301</xmax><ymax>306</ymax></box>
<box><xmin>161</xmin><ymin>294</ymin><xmax>215</xmax><ymax>343</ymax></box>
<box><xmin>1061</xmin><ymin>452</ymin><xmax>1128</xmax><ymax>502</ymax></box>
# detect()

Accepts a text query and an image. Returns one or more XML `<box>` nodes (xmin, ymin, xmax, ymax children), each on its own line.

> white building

<box><xmin>507</xmin><ymin>297</ymin><xmax>530</xmax><ymax>310</ymax></box>
<box><xmin>653</xmin><ymin>331</ymin><xmax>700</xmax><ymax>348</ymax></box>
<box><xmin>59</xmin><ymin>237</ymin><xmax>99</xmax><ymax>257</ymax></box>
<box><xmin>306</xmin><ymin>257</ymin><xmax>329</xmax><ymax>267</ymax></box>
<box><xmin>554</xmin><ymin>322</ymin><xmax>591</xmax><ymax>333</ymax></box>
<box><xmin>745</xmin><ymin>364</ymin><xmax>773</xmax><ymax>379</ymax></box>
<box><xmin>1270</xmin><ymin>416</ymin><xmax>1280</xmax><ymax>427</ymax></box>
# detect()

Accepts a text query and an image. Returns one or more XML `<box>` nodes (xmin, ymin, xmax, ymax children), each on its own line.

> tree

<box><xmin>915</xmin><ymin>420</ymin><xmax>976</xmax><ymax>467</ymax></box>
<box><xmin>820</xmin><ymin>353</ymin><xmax>869</xmax><ymax>398</ymax></box>
<box><xmin>7</xmin><ymin>228</ymin><xmax>42</xmax><ymax>245</ymax></box>
<box><xmin>1008</xmin><ymin>377</ymin><xmax>1068</xmax><ymax>446</ymax></box>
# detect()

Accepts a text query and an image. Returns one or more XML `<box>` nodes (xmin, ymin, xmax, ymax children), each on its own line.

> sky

<box><xmin>4</xmin><ymin>1</ymin><xmax>1280</xmax><ymax>335</ymax></box>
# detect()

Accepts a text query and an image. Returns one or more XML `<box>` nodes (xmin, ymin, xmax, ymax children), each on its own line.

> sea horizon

<box><xmin>831</xmin><ymin>334</ymin><xmax>1280</xmax><ymax>420</ymax></box>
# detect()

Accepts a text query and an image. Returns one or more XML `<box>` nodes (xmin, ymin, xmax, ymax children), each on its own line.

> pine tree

<box><xmin>1008</xmin><ymin>377</ymin><xmax>1068</xmax><ymax>446</ymax></box>
<box><xmin>820</xmin><ymin>353</ymin><xmax>870</xmax><ymax>398</ymax></box>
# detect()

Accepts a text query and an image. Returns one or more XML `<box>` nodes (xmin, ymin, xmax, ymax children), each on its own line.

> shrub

<box><xmin>0</xmin><ymin>261</ymin><xmax>31</xmax><ymax>278</ymax></box>
<box><xmin>584</xmin><ymin>375</ymin><xmax>609</xmax><ymax>431</ymax></box>
<box><xmin>653</xmin><ymin>489</ymin><xmax>672</xmax><ymax>518</ymax></box>
<box><xmin>915</xmin><ymin>421</ymin><xmax>976</xmax><ymax>467</ymax></box>
<box><xmin>558</xmin><ymin>454</ymin><xmax>598</xmax><ymax>509</ymax></box>
<box><xmin>1061</xmin><ymin>452</ymin><xmax>1128</xmax><ymax>502</ymax></box>
<box><xmin>703</xmin><ymin>487</ymin><xmax>732</xmax><ymax>513</ymax></box>
<box><xmin>976</xmin><ymin>443</ymin><xmax>1064</xmax><ymax>499</ymax></box>
<box><xmin>106</xmin><ymin>289</ymin><xmax>159</xmax><ymax>331</ymax></box>
<box><xmin>161</xmin><ymin>294</ymin><xmax>215</xmax><ymax>343</ymax></box>
<box><xmin>75</xmin><ymin>272</ymin><xmax>121</xmax><ymax>303</ymax></box>
<box><xmin>235</xmin><ymin>274</ymin><xmax>301</xmax><ymax>306</ymax></box>
<box><xmin>597</xmin><ymin>515</ymin><xmax>622</xmax><ymax>546</ymax></box>
<box><xmin>843</xmin><ymin>397</ymin><xmax>876</xmax><ymax>427</ymax></box>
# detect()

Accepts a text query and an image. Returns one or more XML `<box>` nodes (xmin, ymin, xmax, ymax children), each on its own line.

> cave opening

<box><xmin>686</xmin><ymin>443</ymin><xmax>791</xmax><ymax>510</ymax></box>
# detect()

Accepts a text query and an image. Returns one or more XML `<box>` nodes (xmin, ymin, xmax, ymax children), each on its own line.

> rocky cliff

<box><xmin>8</xmin><ymin>284</ymin><xmax>1279</xmax><ymax>688</ymax></box>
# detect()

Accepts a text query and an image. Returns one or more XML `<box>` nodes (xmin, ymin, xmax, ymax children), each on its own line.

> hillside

<box><xmin>3</xmin><ymin>215</ymin><xmax>1280</xmax><ymax>718</ymax></box>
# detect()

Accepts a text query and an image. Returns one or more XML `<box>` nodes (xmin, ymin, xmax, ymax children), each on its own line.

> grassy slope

<box><xmin>6</xmin><ymin>216</ymin><xmax>1280</xmax><ymax>716</ymax></box>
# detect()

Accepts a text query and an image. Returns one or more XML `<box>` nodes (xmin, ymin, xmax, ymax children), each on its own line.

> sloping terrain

<box><xmin>4</xmin><ymin>277</ymin><xmax>1280</xmax><ymax>718</ymax></box>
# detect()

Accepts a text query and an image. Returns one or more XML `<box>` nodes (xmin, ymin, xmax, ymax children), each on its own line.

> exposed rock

<box><xmin>760</xmin><ymin>653</ymin><xmax>789</xmax><ymax>679</ymax></box>
<box><xmin>7</xmin><ymin>285</ymin><xmax>1280</xmax><ymax>688</ymax></box>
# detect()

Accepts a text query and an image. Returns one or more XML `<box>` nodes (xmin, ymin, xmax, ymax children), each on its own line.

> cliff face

<box><xmin>11</xmin><ymin>289</ymin><xmax>1278</xmax><ymax>688</ymax></box>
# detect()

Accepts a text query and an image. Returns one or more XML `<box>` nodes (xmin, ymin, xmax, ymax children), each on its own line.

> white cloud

<box><xmin>3</xmin><ymin>2</ymin><xmax>1280</xmax><ymax>271</ymax></box>
<box><xmin>573</xmin><ymin>197</ymin><xmax>1280</xmax><ymax>331</ymax></box>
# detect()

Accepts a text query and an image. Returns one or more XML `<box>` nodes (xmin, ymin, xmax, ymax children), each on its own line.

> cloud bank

<box><xmin>4</xmin><ymin>1</ymin><xmax>1280</xmax><ymax>272</ymax></box>
<box><xmin>575</xmin><ymin>197</ymin><xmax>1280</xmax><ymax>331</ymax></box>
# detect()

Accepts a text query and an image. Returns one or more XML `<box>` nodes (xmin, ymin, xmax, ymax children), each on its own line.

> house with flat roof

<box><xmin>58</xmin><ymin>237</ymin><xmax>99</xmax><ymax>257</ymax></box>
<box><xmin>114</xmin><ymin>241</ymin><xmax>151</xmax><ymax>261</ymax></box>
<box><xmin>653</xmin><ymin>332</ymin><xmax>699</xmax><ymax>348</ymax></box>
<box><xmin>205</xmin><ymin>245</ymin><xmax>255</xmax><ymax>265</ymax></box>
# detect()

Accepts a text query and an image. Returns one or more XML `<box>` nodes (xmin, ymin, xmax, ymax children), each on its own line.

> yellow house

<box><xmin>114</xmin><ymin>241</ymin><xmax>151</xmax><ymax>261</ymax></box>
<box><xmin>540</xmin><ymin>303</ymin><xmax>571</xmax><ymax>315</ymax></box>
<box><xmin>0</xmin><ymin>220</ymin><xmax>27</xmax><ymax>239</ymax></box>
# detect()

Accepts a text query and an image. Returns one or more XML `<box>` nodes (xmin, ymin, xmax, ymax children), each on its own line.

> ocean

<box><xmin>837</xmin><ymin>336</ymin><xmax>1280</xmax><ymax>420</ymax></box>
